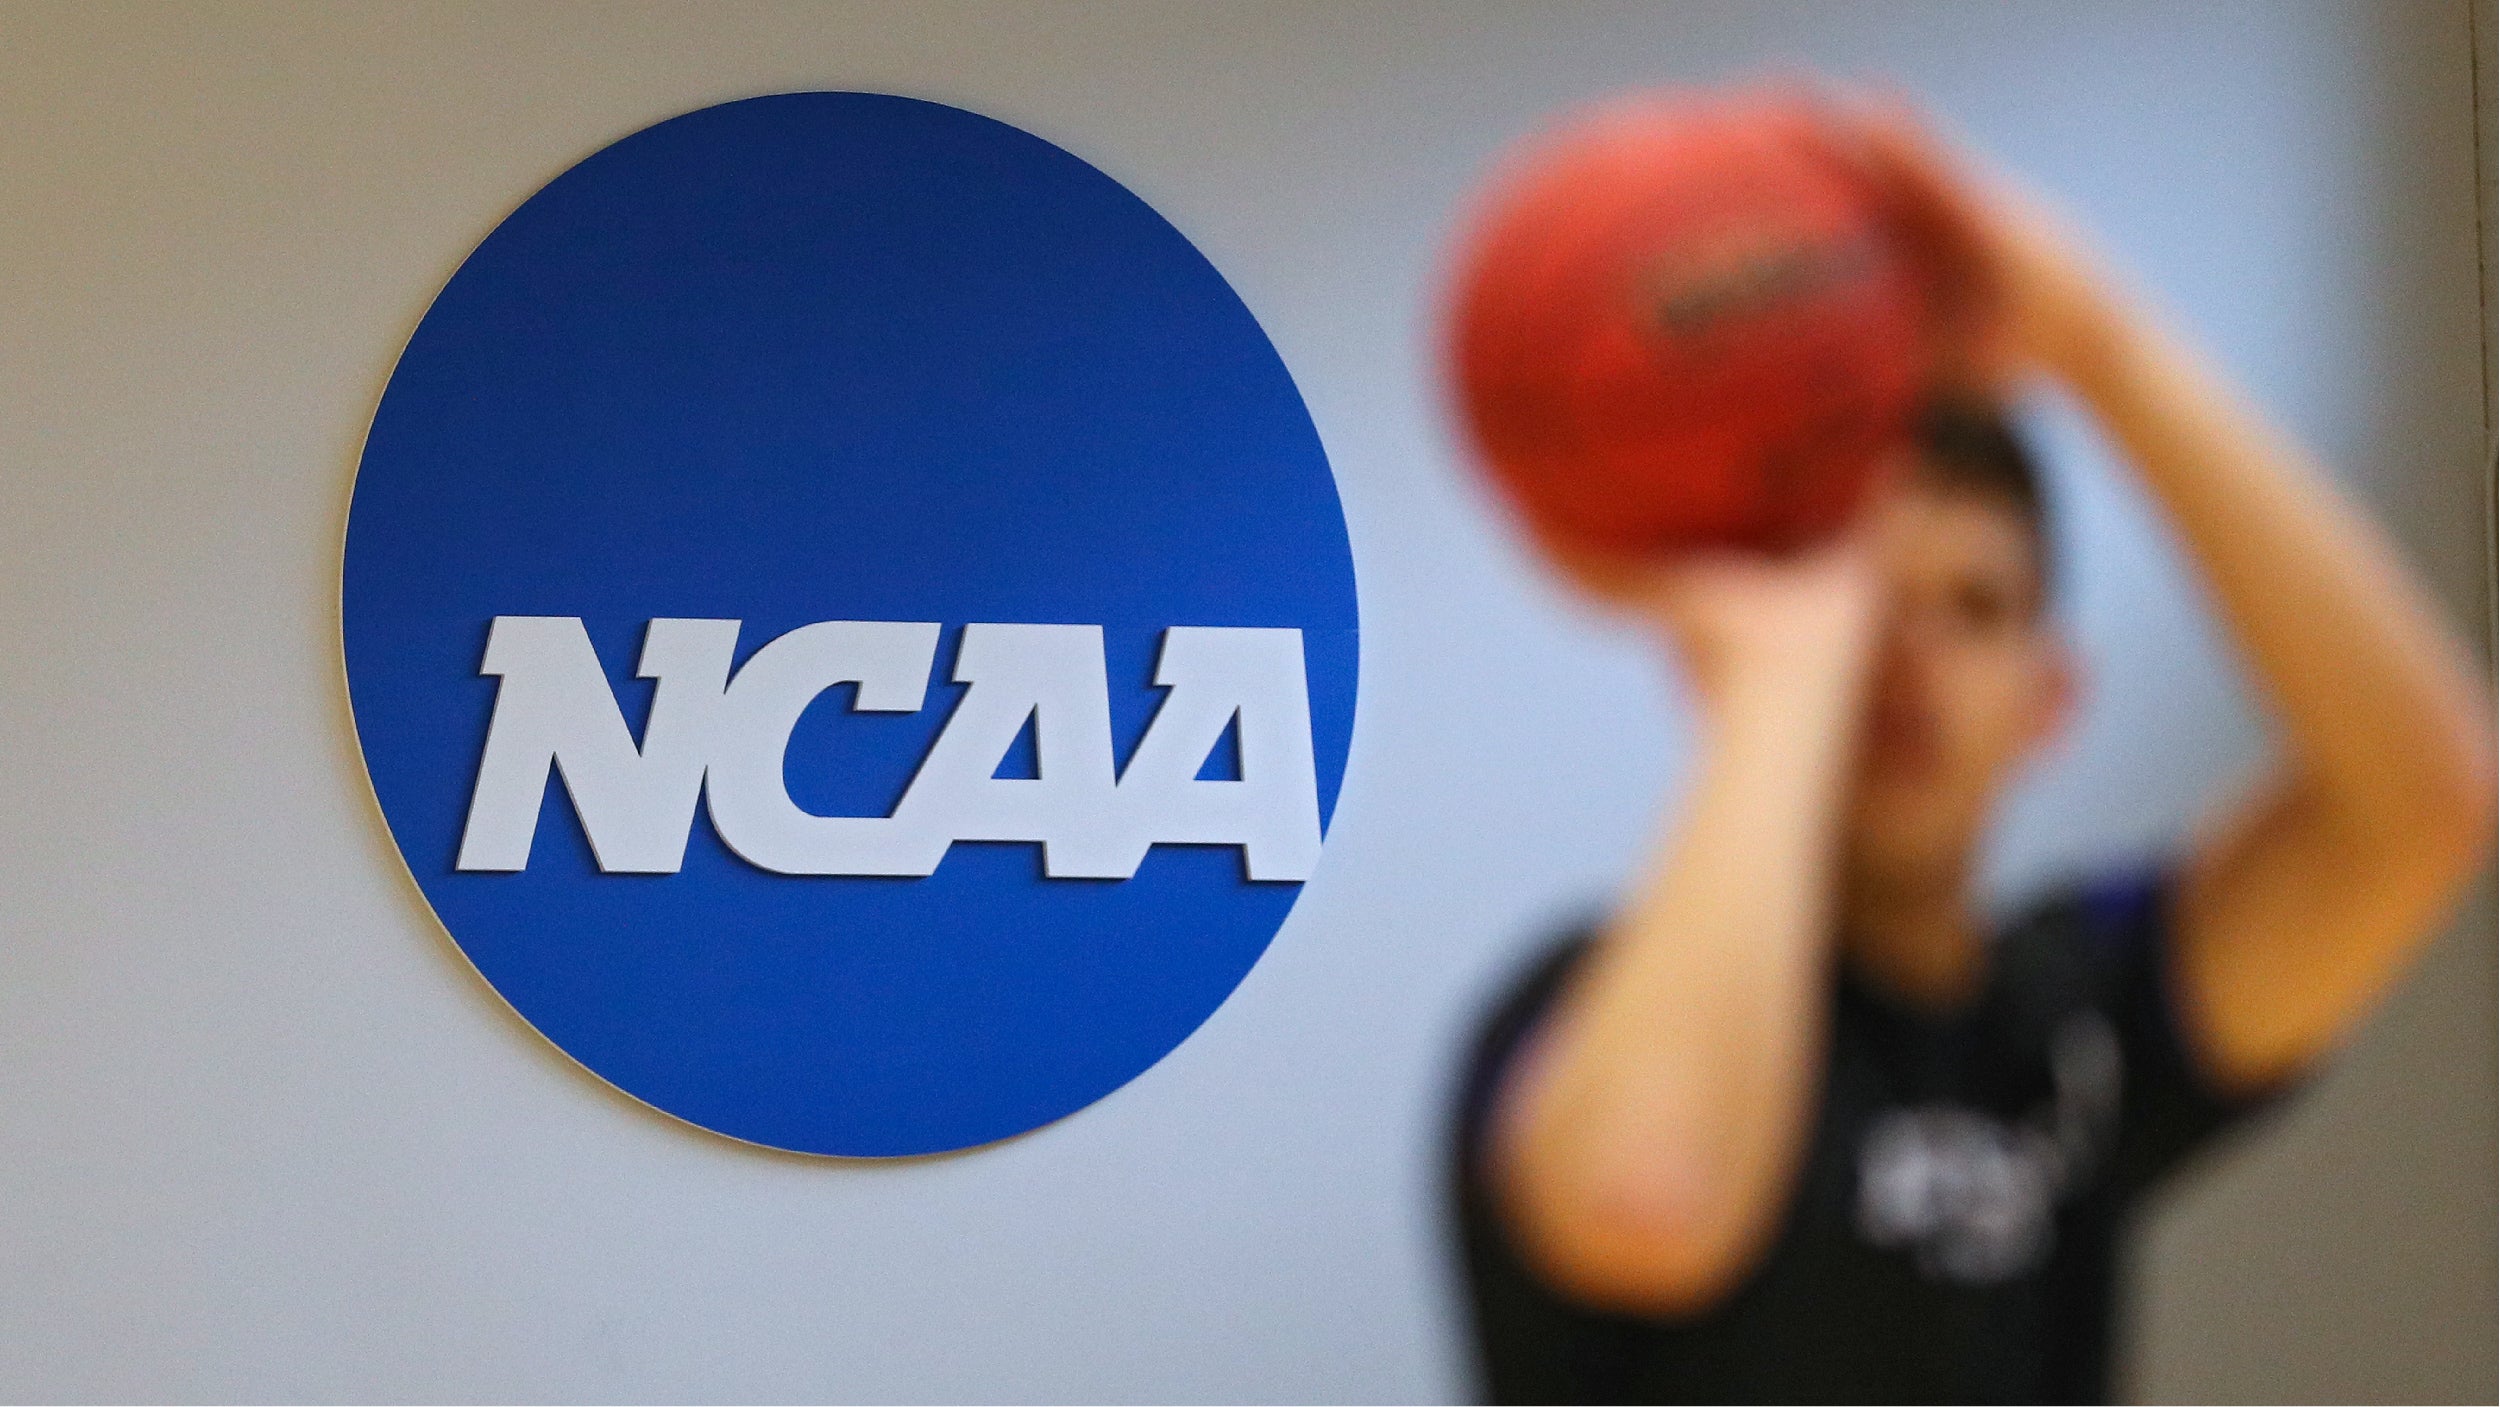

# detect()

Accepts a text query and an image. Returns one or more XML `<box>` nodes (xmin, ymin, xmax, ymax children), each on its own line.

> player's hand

<box><xmin>1816</xmin><ymin>91</ymin><xmax>2121</xmax><ymax>393</ymax></box>
<box><xmin>1550</xmin><ymin>519</ymin><xmax>1886</xmax><ymax>713</ymax></box>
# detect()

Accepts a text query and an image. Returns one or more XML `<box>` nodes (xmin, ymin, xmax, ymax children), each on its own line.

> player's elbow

<box><xmin>2441</xmin><ymin>728</ymin><xmax>2494</xmax><ymax>864</ymax></box>
<box><xmin>2402</xmin><ymin>716</ymin><xmax>2495</xmax><ymax>896</ymax></box>
<box><xmin>1497</xmin><ymin>1138</ymin><xmax>1760</xmax><ymax>1318</ymax></box>
<box><xmin>2326</xmin><ymin>699</ymin><xmax>2494</xmax><ymax>905</ymax></box>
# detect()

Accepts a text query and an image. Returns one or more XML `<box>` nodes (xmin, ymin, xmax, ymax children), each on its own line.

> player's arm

<box><xmin>1485</xmin><ymin>541</ymin><xmax>1881</xmax><ymax>1315</ymax></box>
<box><xmin>1859</xmin><ymin>106</ymin><xmax>2496</xmax><ymax>1095</ymax></box>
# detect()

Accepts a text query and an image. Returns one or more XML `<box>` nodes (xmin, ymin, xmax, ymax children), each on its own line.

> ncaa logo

<box><xmin>343</xmin><ymin>94</ymin><xmax>1358</xmax><ymax>1156</ymax></box>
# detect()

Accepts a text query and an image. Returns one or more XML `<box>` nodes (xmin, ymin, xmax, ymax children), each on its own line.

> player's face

<box><xmin>1843</xmin><ymin>479</ymin><xmax>2070</xmax><ymax>889</ymax></box>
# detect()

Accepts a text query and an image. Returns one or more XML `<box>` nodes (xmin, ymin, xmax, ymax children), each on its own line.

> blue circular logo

<box><xmin>343</xmin><ymin>93</ymin><xmax>1357</xmax><ymax>1157</ymax></box>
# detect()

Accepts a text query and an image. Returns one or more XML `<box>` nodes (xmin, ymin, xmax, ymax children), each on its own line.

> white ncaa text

<box><xmin>456</xmin><ymin>618</ymin><xmax>1323</xmax><ymax>881</ymax></box>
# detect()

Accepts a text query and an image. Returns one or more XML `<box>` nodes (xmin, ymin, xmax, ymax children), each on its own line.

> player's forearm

<box><xmin>2061</xmin><ymin>299</ymin><xmax>2493</xmax><ymax>854</ymax></box>
<box><xmin>1493</xmin><ymin>657</ymin><xmax>1859</xmax><ymax>1312</ymax></box>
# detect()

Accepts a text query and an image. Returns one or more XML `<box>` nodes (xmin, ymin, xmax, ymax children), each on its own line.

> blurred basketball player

<box><xmin>1451</xmin><ymin>98</ymin><xmax>2494</xmax><ymax>1404</ymax></box>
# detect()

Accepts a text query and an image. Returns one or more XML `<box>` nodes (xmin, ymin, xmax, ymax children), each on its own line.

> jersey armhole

<box><xmin>2132</xmin><ymin>873</ymin><xmax>2310</xmax><ymax>1112</ymax></box>
<box><xmin>2074</xmin><ymin>870</ymin><xmax>2299</xmax><ymax>1193</ymax></box>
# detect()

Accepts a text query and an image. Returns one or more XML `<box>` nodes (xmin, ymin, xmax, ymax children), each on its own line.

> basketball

<box><xmin>1446</xmin><ymin>90</ymin><xmax>1933</xmax><ymax>561</ymax></box>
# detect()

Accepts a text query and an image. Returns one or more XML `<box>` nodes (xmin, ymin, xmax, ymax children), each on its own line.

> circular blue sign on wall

<box><xmin>343</xmin><ymin>93</ymin><xmax>1357</xmax><ymax>1157</ymax></box>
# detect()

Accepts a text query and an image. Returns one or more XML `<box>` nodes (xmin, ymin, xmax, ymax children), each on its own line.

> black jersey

<box><xmin>1450</xmin><ymin>872</ymin><xmax>2289</xmax><ymax>1404</ymax></box>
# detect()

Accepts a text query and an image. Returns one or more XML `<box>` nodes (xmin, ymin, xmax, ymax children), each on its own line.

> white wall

<box><xmin>0</xmin><ymin>2</ymin><xmax>2486</xmax><ymax>1400</ymax></box>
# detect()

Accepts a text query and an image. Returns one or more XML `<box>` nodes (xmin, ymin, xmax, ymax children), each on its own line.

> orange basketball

<box><xmin>1446</xmin><ymin>90</ymin><xmax>1932</xmax><ymax>560</ymax></box>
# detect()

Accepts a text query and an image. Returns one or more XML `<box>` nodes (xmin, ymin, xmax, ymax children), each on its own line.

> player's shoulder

<box><xmin>1460</xmin><ymin>923</ymin><xmax>1598</xmax><ymax>1081</ymax></box>
<box><xmin>1450</xmin><ymin>920</ymin><xmax>1601</xmax><ymax>1170</ymax></box>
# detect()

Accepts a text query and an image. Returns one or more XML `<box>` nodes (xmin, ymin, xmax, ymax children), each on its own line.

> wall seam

<box><xmin>2474</xmin><ymin>0</ymin><xmax>2497</xmax><ymax>645</ymax></box>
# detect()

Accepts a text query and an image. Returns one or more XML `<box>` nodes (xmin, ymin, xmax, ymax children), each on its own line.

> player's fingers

<box><xmin>1840</xmin><ymin>98</ymin><xmax>2004</xmax><ymax>275</ymax></box>
<box><xmin>1802</xmin><ymin>92</ymin><xmax>1999</xmax><ymax>341</ymax></box>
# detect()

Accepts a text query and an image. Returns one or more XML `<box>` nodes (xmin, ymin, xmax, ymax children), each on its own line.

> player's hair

<box><xmin>1913</xmin><ymin>396</ymin><xmax>2053</xmax><ymax>611</ymax></box>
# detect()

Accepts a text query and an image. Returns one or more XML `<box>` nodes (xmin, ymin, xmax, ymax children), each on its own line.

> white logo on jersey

<box><xmin>1854</xmin><ymin>1014</ymin><xmax>2122</xmax><ymax>1283</ymax></box>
